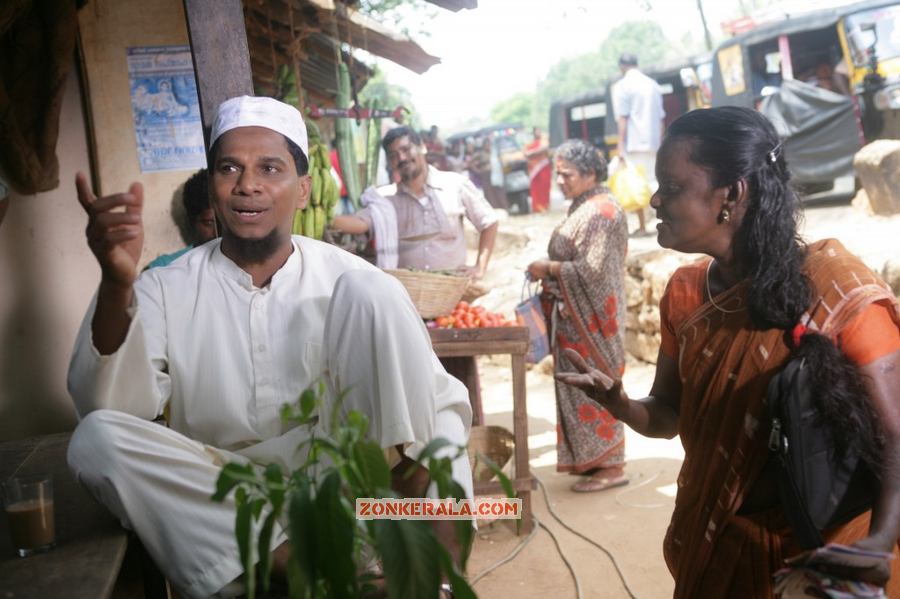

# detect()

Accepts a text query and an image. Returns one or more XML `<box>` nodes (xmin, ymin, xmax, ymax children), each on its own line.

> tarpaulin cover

<box><xmin>759</xmin><ymin>79</ymin><xmax>861</xmax><ymax>184</ymax></box>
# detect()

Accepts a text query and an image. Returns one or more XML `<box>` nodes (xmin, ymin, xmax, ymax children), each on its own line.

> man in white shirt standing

<box><xmin>332</xmin><ymin>126</ymin><xmax>498</xmax><ymax>279</ymax></box>
<box><xmin>331</xmin><ymin>127</ymin><xmax>499</xmax><ymax>425</ymax></box>
<box><xmin>612</xmin><ymin>53</ymin><xmax>666</xmax><ymax>236</ymax></box>
<box><xmin>66</xmin><ymin>96</ymin><xmax>473</xmax><ymax>599</ymax></box>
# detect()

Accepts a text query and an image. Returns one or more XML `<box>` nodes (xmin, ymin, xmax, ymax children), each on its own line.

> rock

<box><xmin>625</xmin><ymin>308</ymin><xmax>640</xmax><ymax>331</ymax></box>
<box><xmin>851</xmin><ymin>188</ymin><xmax>873</xmax><ymax>216</ymax></box>
<box><xmin>643</xmin><ymin>252</ymin><xmax>702</xmax><ymax>302</ymax></box>
<box><xmin>626</xmin><ymin>248</ymin><xmax>670</xmax><ymax>276</ymax></box>
<box><xmin>853</xmin><ymin>140</ymin><xmax>900</xmax><ymax>216</ymax></box>
<box><xmin>624</xmin><ymin>329</ymin><xmax>660</xmax><ymax>364</ymax></box>
<box><xmin>638</xmin><ymin>305</ymin><xmax>661</xmax><ymax>335</ymax></box>
<box><xmin>883</xmin><ymin>259</ymin><xmax>900</xmax><ymax>297</ymax></box>
<box><xmin>622</xmin><ymin>248</ymin><xmax>700</xmax><ymax>363</ymax></box>
<box><xmin>625</xmin><ymin>275</ymin><xmax>643</xmax><ymax>308</ymax></box>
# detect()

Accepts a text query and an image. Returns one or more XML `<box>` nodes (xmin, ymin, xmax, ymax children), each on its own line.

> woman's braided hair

<box><xmin>665</xmin><ymin>107</ymin><xmax>882</xmax><ymax>465</ymax></box>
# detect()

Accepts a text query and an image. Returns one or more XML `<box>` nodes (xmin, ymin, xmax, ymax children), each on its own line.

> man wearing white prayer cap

<box><xmin>67</xmin><ymin>96</ymin><xmax>473</xmax><ymax>598</ymax></box>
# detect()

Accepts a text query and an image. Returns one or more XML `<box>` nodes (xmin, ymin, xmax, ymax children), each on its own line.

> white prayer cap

<box><xmin>210</xmin><ymin>96</ymin><xmax>308</xmax><ymax>158</ymax></box>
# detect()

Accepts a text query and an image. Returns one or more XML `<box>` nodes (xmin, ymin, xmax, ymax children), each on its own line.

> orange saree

<box><xmin>525</xmin><ymin>137</ymin><xmax>551</xmax><ymax>213</ymax></box>
<box><xmin>659</xmin><ymin>239</ymin><xmax>900</xmax><ymax>598</ymax></box>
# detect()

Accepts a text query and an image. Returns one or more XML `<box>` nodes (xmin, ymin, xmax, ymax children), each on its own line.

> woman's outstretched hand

<box><xmin>555</xmin><ymin>348</ymin><xmax>630</xmax><ymax>420</ymax></box>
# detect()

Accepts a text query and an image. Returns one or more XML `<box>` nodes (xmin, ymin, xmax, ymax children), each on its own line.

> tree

<box><xmin>489</xmin><ymin>20</ymin><xmax>688</xmax><ymax>135</ymax></box>
<box><xmin>347</xmin><ymin>0</ymin><xmax>437</xmax><ymax>37</ymax></box>
<box><xmin>534</xmin><ymin>20</ymin><xmax>673</xmax><ymax>120</ymax></box>
<box><xmin>489</xmin><ymin>92</ymin><xmax>536</xmax><ymax>129</ymax></box>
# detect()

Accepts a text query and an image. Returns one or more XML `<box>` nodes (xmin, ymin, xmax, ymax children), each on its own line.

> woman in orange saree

<box><xmin>525</xmin><ymin>127</ymin><xmax>552</xmax><ymax>213</ymax></box>
<box><xmin>558</xmin><ymin>107</ymin><xmax>900</xmax><ymax>597</ymax></box>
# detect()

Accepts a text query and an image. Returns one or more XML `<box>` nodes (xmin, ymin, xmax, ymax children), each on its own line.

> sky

<box><xmin>372</xmin><ymin>0</ymin><xmax>824</xmax><ymax>132</ymax></box>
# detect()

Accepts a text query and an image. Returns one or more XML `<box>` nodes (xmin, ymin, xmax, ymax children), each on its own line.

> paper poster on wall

<box><xmin>127</xmin><ymin>46</ymin><xmax>205</xmax><ymax>173</ymax></box>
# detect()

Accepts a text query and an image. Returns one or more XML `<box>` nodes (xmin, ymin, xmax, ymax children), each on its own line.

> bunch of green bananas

<box><xmin>293</xmin><ymin>142</ymin><xmax>340</xmax><ymax>240</ymax></box>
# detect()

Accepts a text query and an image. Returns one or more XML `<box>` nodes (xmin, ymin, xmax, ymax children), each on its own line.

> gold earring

<box><xmin>720</xmin><ymin>208</ymin><xmax>731</xmax><ymax>223</ymax></box>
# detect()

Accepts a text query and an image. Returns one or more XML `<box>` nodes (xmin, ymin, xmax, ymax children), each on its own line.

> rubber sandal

<box><xmin>570</xmin><ymin>475</ymin><xmax>629</xmax><ymax>493</ymax></box>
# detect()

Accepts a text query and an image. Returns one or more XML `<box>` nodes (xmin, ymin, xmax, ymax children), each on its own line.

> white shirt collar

<box><xmin>210</xmin><ymin>239</ymin><xmax>302</xmax><ymax>290</ymax></box>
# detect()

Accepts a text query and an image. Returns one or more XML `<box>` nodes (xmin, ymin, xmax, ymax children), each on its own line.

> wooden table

<box><xmin>429</xmin><ymin>327</ymin><xmax>536</xmax><ymax>533</ymax></box>
<box><xmin>0</xmin><ymin>433</ymin><xmax>130</xmax><ymax>599</ymax></box>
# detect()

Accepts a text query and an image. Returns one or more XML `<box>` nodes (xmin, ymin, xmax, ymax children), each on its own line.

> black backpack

<box><xmin>767</xmin><ymin>355</ymin><xmax>878</xmax><ymax>549</ymax></box>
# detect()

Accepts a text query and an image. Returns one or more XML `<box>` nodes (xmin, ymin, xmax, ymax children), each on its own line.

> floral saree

<box><xmin>545</xmin><ymin>189</ymin><xmax>629</xmax><ymax>473</ymax></box>
<box><xmin>660</xmin><ymin>239</ymin><xmax>900</xmax><ymax>597</ymax></box>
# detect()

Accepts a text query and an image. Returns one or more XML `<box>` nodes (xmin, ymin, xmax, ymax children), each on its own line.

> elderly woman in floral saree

<box><xmin>527</xmin><ymin>139</ymin><xmax>629</xmax><ymax>493</ymax></box>
<box><xmin>558</xmin><ymin>107</ymin><xmax>900</xmax><ymax>596</ymax></box>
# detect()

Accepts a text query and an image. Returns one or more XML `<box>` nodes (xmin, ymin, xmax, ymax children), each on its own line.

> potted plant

<box><xmin>213</xmin><ymin>382</ymin><xmax>513</xmax><ymax>598</ymax></box>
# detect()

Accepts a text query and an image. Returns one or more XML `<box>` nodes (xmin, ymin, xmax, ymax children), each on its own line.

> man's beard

<box><xmin>398</xmin><ymin>161</ymin><xmax>422</xmax><ymax>182</ymax></box>
<box><xmin>223</xmin><ymin>227</ymin><xmax>283</xmax><ymax>264</ymax></box>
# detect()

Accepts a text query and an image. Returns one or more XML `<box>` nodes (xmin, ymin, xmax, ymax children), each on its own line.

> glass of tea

<box><xmin>3</xmin><ymin>475</ymin><xmax>55</xmax><ymax>557</ymax></box>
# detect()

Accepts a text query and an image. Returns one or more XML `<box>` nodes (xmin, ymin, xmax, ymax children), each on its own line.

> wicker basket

<box><xmin>467</xmin><ymin>425</ymin><xmax>515</xmax><ymax>484</ymax></box>
<box><xmin>460</xmin><ymin>280</ymin><xmax>489</xmax><ymax>304</ymax></box>
<box><xmin>385</xmin><ymin>269</ymin><xmax>468</xmax><ymax>319</ymax></box>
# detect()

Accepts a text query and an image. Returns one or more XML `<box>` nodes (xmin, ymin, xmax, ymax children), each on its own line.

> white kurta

<box><xmin>66</xmin><ymin>236</ymin><xmax>473</xmax><ymax>598</ymax></box>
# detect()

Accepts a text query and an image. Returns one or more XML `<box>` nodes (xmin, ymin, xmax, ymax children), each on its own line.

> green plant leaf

<box><xmin>314</xmin><ymin>472</ymin><xmax>357</xmax><ymax>599</ymax></box>
<box><xmin>414</xmin><ymin>438</ymin><xmax>455</xmax><ymax>468</ymax></box>
<box><xmin>346</xmin><ymin>410</ymin><xmax>368</xmax><ymax>435</ymax></box>
<box><xmin>376</xmin><ymin>519</ymin><xmax>442</xmax><ymax>599</ymax></box>
<box><xmin>476</xmin><ymin>451</ymin><xmax>516</xmax><ymax>499</ymax></box>
<box><xmin>264</xmin><ymin>464</ymin><xmax>286</xmax><ymax>502</ymax></box>
<box><xmin>328</xmin><ymin>386</ymin><xmax>353</xmax><ymax>437</ymax></box>
<box><xmin>285</xmin><ymin>550</ymin><xmax>307</xmax><ymax>599</ymax></box>
<box><xmin>257</xmin><ymin>509</ymin><xmax>278</xmax><ymax>594</ymax></box>
<box><xmin>288</xmin><ymin>479</ymin><xmax>317</xmax><ymax>586</ymax></box>
<box><xmin>299</xmin><ymin>388</ymin><xmax>317</xmax><ymax>420</ymax></box>
<box><xmin>429</xmin><ymin>456</ymin><xmax>455</xmax><ymax>498</ymax></box>
<box><xmin>212</xmin><ymin>462</ymin><xmax>257</xmax><ymax>502</ymax></box>
<box><xmin>235</xmin><ymin>489</ymin><xmax>257</xmax><ymax>599</ymax></box>
<box><xmin>251</xmin><ymin>496</ymin><xmax>266</xmax><ymax>520</ymax></box>
<box><xmin>456</xmin><ymin>520</ymin><xmax>474</xmax><ymax>571</ymax></box>
<box><xmin>352</xmin><ymin>440</ymin><xmax>391</xmax><ymax>493</ymax></box>
<box><xmin>437</xmin><ymin>544</ymin><xmax>477</xmax><ymax>599</ymax></box>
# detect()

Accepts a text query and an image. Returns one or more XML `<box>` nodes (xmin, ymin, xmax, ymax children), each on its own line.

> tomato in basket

<box><xmin>431</xmin><ymin>301</ymin><xmax>515</xmax><ymax>329</ymax></box>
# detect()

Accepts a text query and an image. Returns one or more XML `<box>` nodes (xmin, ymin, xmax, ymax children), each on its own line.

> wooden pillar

<box><xmin>182</xmin><ymin>0</ymin><xmax>254</xmax><ymax>147</ymax></box>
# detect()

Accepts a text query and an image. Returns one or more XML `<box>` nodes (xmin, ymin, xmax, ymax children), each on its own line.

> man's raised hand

<box><xmin>76</xmin><ymin>172</ymin><xmax>144</xmax><ymax>288</ymax></box>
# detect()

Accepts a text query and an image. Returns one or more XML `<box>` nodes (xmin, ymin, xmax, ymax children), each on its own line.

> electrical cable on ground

<box><xmin>469</xmin><ymin>473</ymin><xmax>640</xmax><ymax>599</ymax></box>
<box><xmin>536</xmin><ymin>513</ymin><xmax>583</xmax><ymax>599</ymax></box>
<box><xmin>537</xmin><ymin>475</ymin><xmax>638</xmax><ymax>599</ymax></box>
<box><xmin>469</xmin><ymin>513</ymin><xmax>540</xmax><ymax>584</ymax></box>
<box><xmin>470</xmin><ymin>511</ymin><xmax>583</xmax><ymax>599</ymax></box>
<box><xmin>614</xmin><ymin>471</ymin><xmax>667</xmax><ymax>509</ymax></box>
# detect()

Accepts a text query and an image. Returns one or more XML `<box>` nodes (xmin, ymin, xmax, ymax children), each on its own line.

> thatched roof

<box><xmin>243</xmin><ymin>0</ymin><xmax>443</xmax><ymax>106</ymax></box>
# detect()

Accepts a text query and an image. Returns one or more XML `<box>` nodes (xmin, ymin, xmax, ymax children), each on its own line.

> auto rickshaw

<box><xmin>710</xmin><ymin>0</ymin><xmax>900</xmax><ymax>194</ymax></box>
<box><xmin>447</xmin><ymin>124</ymin><xmax>531</xmax><ymax>214</ymax></box>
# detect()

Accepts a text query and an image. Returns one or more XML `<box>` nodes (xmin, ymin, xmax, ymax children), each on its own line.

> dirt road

<box><xmin>464</xmin><ymin>200</ymin><xmax>900</xmax><ymax>599</ymax></box>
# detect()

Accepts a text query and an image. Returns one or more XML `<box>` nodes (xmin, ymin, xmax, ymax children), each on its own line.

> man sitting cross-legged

<box><xmin>66</xmin><ymin>96</ymin><xmax>473</xmax><ymax>599</ymax></box>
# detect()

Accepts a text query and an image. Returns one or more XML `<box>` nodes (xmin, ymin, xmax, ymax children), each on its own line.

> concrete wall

<box><xmin>0</xmin><ymin>68</ymin><xmax>95</xmax><ymax>440</ymax></box>
<box><xmin>78</xmin><ymin>0</ymin><xmax>194</xmax><ymax>262</ymax></box>
<box><xmin>0</xmin><ymin>0</ymin><xmax>198</xmax><ymax>441</ymax></box>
